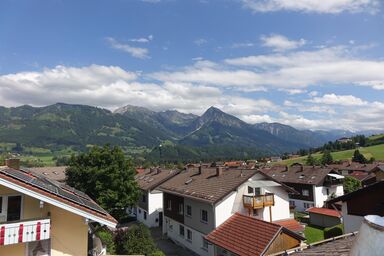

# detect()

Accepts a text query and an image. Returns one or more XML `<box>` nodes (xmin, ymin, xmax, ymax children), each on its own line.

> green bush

<box><xmin>96</xmin><ymin>229</ymin><xmax>116</xmax><ymax>254</ymax></box>
<box><xmin>324</xmin><ymin>224</ymin><xmax>343</xmax><ymax>239</ymax></box>
<box><xmin>150</xmin><ymin>250</ymin><xmax>166</xmax><ymax>256</ymax></box>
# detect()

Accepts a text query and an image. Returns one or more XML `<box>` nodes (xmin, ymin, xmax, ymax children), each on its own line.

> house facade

<box><xmin>0</xmin><ymin>159</ymin><xmax>116</xmax><ymax>256</ymax></box>
<box><xmin>328</xmin><ymin>181</ymin><xmax>384</xmax><ymax>233</ymax></box>
<box><xmin>262</xmin><ymin>165</ymin><xmax>345</xmax><ymax>212</ymax></box>
<box><xmin>134</xmin><ymin>168</ymin><xmax>179</xmax><ymax>228</ymax></box>
<box><xmin>159</xmin><ymin>166</ymin><xmax>296</xmax><ymax>256</ymax></box>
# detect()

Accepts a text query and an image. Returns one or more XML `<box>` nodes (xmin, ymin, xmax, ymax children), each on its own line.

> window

<box><xmin>167</xmin><ymin>200</ymin><xmax>172</xmax><ymax>210</ymax></box>
<box><xmin>304</xmin><ymin>203</ymin><xmax>313</xmax><ymax>209</ymax></box>
<box><xmin>326</xmin><ymin>188</ymin><xmax>330</xmax><ymax>195</ymax></box>
<box><xmin>302</xmin><ymin>189</ymin><xmax>309</xmax><ymax>196</ymax></box>
<box><xmin>248</xmin><ymin>186</ymin><xmax>254</xmax><ymax>194</ymax></box>
<box><xmin>254</xmin><ymin>187</ymin><xmax>261</xmax><ymax>196</ymax></box>
<box><xmin>6</xmin><ymin>195</ymin><xmax>22</xmax><ymax>221</ymax></box>
<box><xmin>289</xmin><ymin>200</ymin><xmax>295</xmax><ymax>207</ymax></box>
<box><xmin>252</xmin><ymin>209</ymin><xmax>258</xmax><ymax>216</ymax></box>
<box><xmin>139</xmin><ymin>209</ymin><xmax>141</xmax><ymax>214</ymax></box>
<box><xmin>178</xmin><ymin>203</ymin><xmax>184</xmax><ymax>215</ymax></box>
<box><xmin>179</xmin><ymin>225</ymin><xmax>184</xmax><ymax>237</ymax></box>
<box><xmin>144</xmin><ymin>211</ymin><xmax>147</xmax><ymax>220</ymax></box>
<box><xmin>201</xmin><ymin>209</ymin><xmax>208</xmax><ymax>223</ymax></box>
<box><xmin>187</xmin><ymin>229</ymin><xmax>192</xmax><ymax>241</ymax></box>
<box><xmin>186</xmin><ymin>205</ymin><xmax>192</xmax><ymax>217</ymax></box>
<box><xmin>142</xmin><ymin>194</ymin><xmax>146</xmax><ymax>203</ymax></box>
<box><xmin>202</xmin><ymin>237</ymin><xmax>208</xmax><ymax>251</ymax></box>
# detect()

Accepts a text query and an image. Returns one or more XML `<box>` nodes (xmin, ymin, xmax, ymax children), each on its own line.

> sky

<box><xmin>0</xmin><ymin>0</ymin><xmax>384</xmax><ymax>131</ymax></box>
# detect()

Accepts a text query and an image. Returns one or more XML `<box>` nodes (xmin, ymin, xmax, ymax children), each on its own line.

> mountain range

<box><xmin>0</xmin><ymin>103</ymin><xmax>360</xmax><ymax>162</ymax></box>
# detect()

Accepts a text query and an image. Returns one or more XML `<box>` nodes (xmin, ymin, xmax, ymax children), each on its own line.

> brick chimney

<box><xmin>216</xmin><ymin>166</ymin><xmax>223</xmax><ymax>176</ymax></box>
<box><xmin>6</xmin><ymin>158</ymin><xmax>20</xmax><ymax>170</ymax></box>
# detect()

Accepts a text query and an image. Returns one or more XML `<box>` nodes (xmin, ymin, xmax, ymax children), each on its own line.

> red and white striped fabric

<box><xmin>0</xmin><ymin>218</ymin><xmax>50</xmax><ymax>246</ymax></box>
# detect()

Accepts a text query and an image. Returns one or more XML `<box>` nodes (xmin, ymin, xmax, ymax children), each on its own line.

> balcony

<box><xmin>0</xmin><ymin>218</ymin><xmax>50</xmax><ymax>246</ymax></box>
<box><xmin>243</xmin><ymin>194</ymin><xmax>275</xmax><ymax>209</ymax></box>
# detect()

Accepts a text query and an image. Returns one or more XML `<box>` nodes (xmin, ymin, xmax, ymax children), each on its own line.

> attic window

<box><xmin>53</xmin><ymin>171</ymin><xmax>59</xmax><ymax>175</ymax></box>
<box><xmin>299</xmin><ymin>175</ymin><xmax>305</xmax><ymax>179</ymax></box>
<box><xmin>185</xmin><ymin>179</ymin><xmax>193</xmax><ymax>185</ymax></box>
<box><xmin>311</xmin><ymin>176</ymin><xmax>316</xmax><ymax>179</ymax></box>
<box><xmin>43</xmin><ymin>172</ymin><xmax>48</xmax><ymax>176</ymax></box>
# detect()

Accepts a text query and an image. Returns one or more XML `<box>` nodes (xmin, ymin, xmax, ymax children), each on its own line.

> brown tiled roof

<box><xmin>348</xmin><ymin>171</ymin><xmax>376</xmax><ymax>182</ymax></box>
<box><xmin>158</xmin><ymin>168</ymin><xmax>258</xmax><ymax>204</ymax></box>
<box><xmin>307</xmin><ymin>207</ymin><xmax>341</xmax><ymax>218</ymax></box>
<box><xmin>135</xmin><ymin>168</ymin><xmax>180</xmax><ymax>191</ymax></box>
<box><xmin>29</xmin><ymin>166</ymin><xmax>67</xmax><ymax>182</ymax></box>
<box><xmin>330</xmin><ymin>163</ymin><xmax>378</xmax><ymax>172</ymax></box>
<box><xmin>273</xmin><ymin>219</ymin><xmax>304</xmax><ymax>233</ymax></box>
<box><xmin>206</xmin><ymin>213</ymin><xmax>304</xmax><ymax>256</ymax></box>
<box><xmin>261</xmin><ymin>165</ymin><xmax>334</xmax><ymax>186</ymax></box>
<box><xmin>291</xmin><ymin>233</ymin><xmax>356</xmax><ymax>256</ymax></box>
<box><xmin>0</xmin><ymin>167</ymin><xmax>117</xmax><ymax>225</ymax></box>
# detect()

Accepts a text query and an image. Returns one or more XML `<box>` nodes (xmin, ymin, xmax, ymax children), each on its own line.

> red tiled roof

<box><xmin>307</xmin><ymin>207</ymin><xmax>341</xmax><ymax>218</ymax></box>
<box><xmin>205</xmin><ymin>213</ymin><xmax>304</xmax><ymax>256</ymax></box>
<box><xmin>274</xmin><ymin>219</ymin><xmax>304</xmax><ymax>233</ymax></box>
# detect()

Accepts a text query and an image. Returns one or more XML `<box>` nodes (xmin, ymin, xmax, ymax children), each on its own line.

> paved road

<box><xmin>151</xmin><ymin>227</ymin><xmax>197</xmax><ymax>256</ymax></box>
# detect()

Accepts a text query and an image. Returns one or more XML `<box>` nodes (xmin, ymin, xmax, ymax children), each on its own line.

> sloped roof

<box><xmin>29</xmin><ymin>166</ymin><xmax>67</xmax><ymax>182</ymax></box>
<box><xmin>205</xmin><ymin>213</ymin><xmax>304</xmax><ymax>256</ymax></box>
<box><xmin>330</xmin><ymin>163</ymin><xmax>378</xmax><ymax>172</ymax></box>
<box><xmin>0</xmin><ymin>166</ymin><xmax>117</xmax><ymax>227</ymax></box>
<box><xmin>328</xmin><ymin>180</ymin><xmax>384</xmax><ymax>204</ymax></box>
<box><xmin>158</xmin><ymin>168</ymin><xmax>257</xmax><ymax>204</ymax></box>
<box><xmin>348</xmin><ymin>171</ymin><xmax>376</xmax><ymax>182</ymax></box>
<box><xmin>261</xmin><ymin>165</ymin><xmax>334</xmax><ymax>186</ymax></box>
<box><xmin>135</xmin><ymin>168</ymin><xmax>180</xmax><ymax>191</ymax></box>
<box><xmin>273</xmin><ymin>219</ymin><xmax>305</xmax><ymax>233</ymax></box>
<box><xmin>307</xmin><ymin>207</ymin><xmax>341</xmax><ymax>218</ymax></box>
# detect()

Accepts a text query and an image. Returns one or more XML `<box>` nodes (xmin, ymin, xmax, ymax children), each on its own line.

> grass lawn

<box><xmin>304</xmin><ymin>225</ymin><xmax>325</xmax><ymax>244</ymax></box>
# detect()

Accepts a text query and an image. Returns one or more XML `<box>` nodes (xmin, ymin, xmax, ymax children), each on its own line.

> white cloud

<box><xmin>129</xmin><ymin>35</ymin><xmax>154</xmax><ymax>43</ymax></box>
<box><xmin>194</xmin><ymin>38</ymin><xmax>208</xmax><ymax>46</ymax></box>
<box><xmin>308</xmin><ymin>93</ymin><xmax>367</xmax><ymax>106</ymax></box>
<box><xmin>279</xmin><ymin>88</ymin><xmax>307</xmax><ymax>95</ymax></box>
<box><xmin>241</xmin><ymin>0</ymin><xmax>380</xmax><ymax>14</ymax></box>
<box><xmin>232</xmin><ymin>42</ymin><xmax>255</xmax><ymax>48</ymax></box>
<box><xmin>106</xmin><ymin>37</ymin><xmax>149</xmax><ymax>59</ymax></box>
<box><xmin>261</xmin><ymin>34</ymin><xmax>306</xmax><ymax>52</ymax></box>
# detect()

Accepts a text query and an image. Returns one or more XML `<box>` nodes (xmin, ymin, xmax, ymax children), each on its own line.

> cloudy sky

<box><xmin>0</xmin><ymin>0</ymin><xmax>383</xmax><ymax>131</ymax></box>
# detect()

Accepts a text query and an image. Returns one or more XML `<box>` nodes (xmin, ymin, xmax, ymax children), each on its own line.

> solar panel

<box><xmin>79</xmin><ymin>198</ymin><xmax>107</xmax><ymax>214</ymax></box>
<box><xmin>30</xmin><ymin>179</ymin><xmax>58</xmax><ymax>194</ymax></box>
<box><xmin>1</xmin><ymin>168</ymin><xmax>34</xmax><ymax>183</ymax></box>
<box><xmin>57</xmin><ymin>188</ymin><xmax>84</xmax><ymax>205</ymax></box>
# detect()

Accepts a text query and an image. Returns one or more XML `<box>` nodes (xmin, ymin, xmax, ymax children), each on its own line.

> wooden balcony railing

<box><xmin>0</xmin><ymin>218</ymin><xmax>50</xmax><ymax>246</ymax></box>
<box><xmin>243</xmin><ymin>194</ymin><xmax>275</xmax><ymax>209</ymax></box>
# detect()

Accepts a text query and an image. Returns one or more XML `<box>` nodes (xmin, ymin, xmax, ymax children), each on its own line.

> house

<box><xmin>158</xmin><ymin>166</ymin><xmax>296</xmax><ymax>256</ymax></box>
<box><xmin>261</xmin><ymin>165</ymin><xmax>344</xmax><ymax>212</ymax></box>
<box><xmin>328</xmin><ymin>181</ymin><xmax>384</xmax><ymax>233</ymax></box>
<box><xmin>337</xmin><ymin>137</ymin><xmax>352</xmax><ymax>143</ymax></box>
<box><xmin>307</xmin><ymin>207</ymin><xmax>341</xmax><ymax>228</ymax></box>
<box><xmin>330</xmin><ymin>162</ymin><xmax>378</xmax><ymax>176</ymax></box>
<box><xmin>28</xmin><ymin>166</ymin><xmax>67</xmax><ymax>183</ymax></box>
<box><xmin>0</xmin><ymin>159</ymin><xmax>117</xmax><ymax>255</ymax></box>
<box><xmin>348</xmin><ymin>171</ymin><xmax>377</xmax><ymax>187</ymax></box>
<box><xmin>371</xmin><ymin>165</ymin><xmax>384</xmax><ymax>181</ymax></box>
<box><xmin>205</xmin><ymin>213</ymin><xmax>305</xmax><ymax>256</ymax></box>
<box><xmin>134</xmin><ymin>168</ymin><xmax>180</xmax><ymax>228</ymax></box>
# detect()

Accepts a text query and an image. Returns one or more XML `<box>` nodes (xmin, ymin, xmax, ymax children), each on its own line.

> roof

<box><xmin>291</xmin><ymin>233</ymin><xmax>356</xmax><ymax>256</ymax></box>
<box><xmin>328</xmin><ymin>180</ymin><xmax>384</xmax><ymax>204</ymax></box>
<box><xmin>158</xmin><ymin>168</ymin><xmax>258</xmax><ymax>204</ymax></box>
<box><xmin>205</xmin><ymin>213</ymin><xmax>304</xmax><ymax>256</ymax></box>
<box><xmin>307</xmin><ymin>207</ymin><xmax>341</xmax><ymax>218</ymax></box>
<box><xmin>348</xmin><ymin>171</ymin><xmax>376</xmax><ymax>182</ymax></box>
<box><xmin>0</xmin><ymin>166</ymin><xmax>117</xmax><ymax>227</ymax></box>
<box><xmin>273</xmin><ymin>219</ymin><xmax>305</xmax><ymax>233</ymax></box>
<box><xmin>135</xmin><ymin>168</ymin><xmax>180</xmax><ymax>191</ymax></box>
<box><xmin>261</xmin><ymin>165</ymin><xmax>335</xmax><ymax>186</ymax></box>
<box><xmin>330</xmin><ymin>162</ymin><xmax>378</xmax><ymax>172</ymax></box>
<box><xmin>29</xmin><ymin>166</ymin><xmax>67</xmax><ymax>182</ymax></box>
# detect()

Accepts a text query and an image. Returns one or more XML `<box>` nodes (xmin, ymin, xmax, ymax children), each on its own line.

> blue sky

<box><xmin>0</xmin><ymin>0</ymin><xmax>384</xmax><ymax>131</ymax></box>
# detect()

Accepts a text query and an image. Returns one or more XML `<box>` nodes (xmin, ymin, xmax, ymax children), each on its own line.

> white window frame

<box><xmin>0</xmin><ymin>194</ymin><xmax>24</xmax><ymax>222</ymax></box>
<box><xmin>302</xmin><ymin>189</ymin><xmax>309</xmax><ymax>196</ymax></box>
<box><xmin>167</xmin><ymin>200</ymin><xmax>172</xmax><ymax>210</ymax></box>
<box><xmin>178</xmin><ymin>203</ymin><xmax>184</xmax><ymax>215</ymax></box>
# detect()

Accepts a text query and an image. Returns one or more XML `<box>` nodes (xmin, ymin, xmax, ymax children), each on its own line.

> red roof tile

<box><xmin>274</xmin><ymin>219</ymin><xmax>304</xmax><ymax>233</ymax></box>
<box><xmin>205</xmin><ymin>213</ymin><xmax>304</xmax><ymax>256</ymax></box>
<box><xmin>307</xmin><ymin>207</ymin><xmax>341</xmax><ymax>218</ymax></box>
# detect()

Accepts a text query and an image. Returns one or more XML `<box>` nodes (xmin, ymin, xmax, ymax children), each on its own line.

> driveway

<box><xmin>151</xmin><ymin>227</ymin><xmax>197</xmax><ymax>256</ymax></box>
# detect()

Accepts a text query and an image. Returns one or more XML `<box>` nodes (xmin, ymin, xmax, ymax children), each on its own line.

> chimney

<box><xmin>216</xmin><ymin>166</ymin><xmax>223</xmax><ymax>176</ymax></box>
<box><xmin>6</xmin><ymin>158</ymin><xmax>20</xmax><ymax>170</ymax></box>
<box><xmin>198</xmin><ymin>165</ymin><xmax>202</xmax><ymax>175</ymax></box>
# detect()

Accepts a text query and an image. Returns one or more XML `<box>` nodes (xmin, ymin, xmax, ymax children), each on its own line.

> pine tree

<box><xmin>352</xmin><ymin>149</ymin><xmax>367</xmax><ymax>164</ymax></box>
<box><xmin>306</xmin><ymin>153</ymin><xmax>316</xmax><ymax>165</ymax></box>
<box><xmin>321</xmin><ymin>150</ymin><xmax>333</xmax><ymax>165</ymax></box>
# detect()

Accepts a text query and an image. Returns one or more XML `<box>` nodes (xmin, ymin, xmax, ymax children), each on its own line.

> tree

<box><xmin>352</xmin><ymin>149</ymin><xmax>367</xmax><ymax>164</ymax></box>
<box><xmin>66</xmin><ymin>145</ymin><xmax>140</xmax><ymax>220</ymax></box>
<box><xmin>321</xmin><ymin>150</ymin><xmax>333</xmax><ymax>165</ymax></box>
<box><xmin>343</xmin><ymin>176</ymin><xmax>361</xmax><ymax>194</ymax></box>
<box><xmin>115</xmin><ymin>224</ymin><xmax>163</xmax><ymax>256</ymax></box>
<box><xmin>306</xmin><ymin>153</ymin><xmax>317</xmax><ymax>166</ymax></box>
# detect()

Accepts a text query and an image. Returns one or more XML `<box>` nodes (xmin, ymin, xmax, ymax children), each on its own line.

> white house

<box><xmin>158</xmin><ymin>166</ymin><xmax>297</xmax><ymax>256</ymax></box>
<box><xmin>262</xmin><ymin>164</ymin><xmax>345</xmax><ymax>212</ymax></box>
<box><xmin>134</xmin><ymin>168</ymin><xmax>179</xmax><ymax>228</ymax></box>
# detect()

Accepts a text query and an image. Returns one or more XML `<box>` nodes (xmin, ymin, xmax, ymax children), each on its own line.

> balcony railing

<box><xmin>0</xmin><ymin>218</ymin><xmax>50</xmax><ymax>246</ymax></box>
<box><xmin>243</xmin><ymin>194</ymin><xmax>275</xmax><ymax>209</ymax></box>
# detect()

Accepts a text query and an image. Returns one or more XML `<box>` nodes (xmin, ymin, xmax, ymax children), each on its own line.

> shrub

<box><xmin>96</xmin><ymin>228</ymin><xmax>116</xmax><ymax>254</ymax></box>
<box><xmin>324</xmin><ymin>224</ymin><xmax>343</xmax><ymax>239</ymax></box>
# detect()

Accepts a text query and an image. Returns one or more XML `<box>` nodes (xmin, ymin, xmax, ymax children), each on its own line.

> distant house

<box><xmin>328</xmin><ymin>181</ymin><xmax>384</xmax><ymax>233</ymax></box>
<box><xmin>29</xmin><ymin>166</ymin><xmax>67</xmax><ymax>183</ymax></box>
<box><xmin>0</xmin><ymin>159</ymin><xmax>116</xmax><ymax>255</ymax></box>
<box><xmin>205</xmin><ymin>213</ymin><xmax>304</xmax><ymax>256</ymax></box>
<box><xmin>224</xmin><ymin>161</ymin><xmax>245</xmax><ymax>168</ymax></box>
<box><xmin>371</xmin><ymin>165</ymin><xmax>384</xmax><ymax>181</ymax></box>
<box><xmin>158</xmin><ymin>166</ymin><xmax>296</xmax><ymax>256</ymax></box>
<box><xmin>134</xmin><ymin>168</ymin><xmax>180</xmax><ymax>228</ymax></box>
<box><xmin>337</xmin><ymin>137</ymin><xmax>352</xmax><ymax>143</ymax></box>
<box><xmin>307</xmin><ymin>207</ymin><xmax>341</xmax><ymax>228</ymax></box>
<box><xmin>261</xmin><ymin>165</ymin><xmax>344</xmax><ymax>212</ymax></box>
<box><xmin>330</xmin><ymin>162</ymin><xmax>378</xmax><ymax>176</ymax></box>
<box><xmin>348</xmin><ymin>171</ymin><xmax>376</xmax><ymax>187</ymax></box>
<box><xmin>270</xmin><ymin>156</ymin><xmax>282</xmax><ymax>162</ymax></box>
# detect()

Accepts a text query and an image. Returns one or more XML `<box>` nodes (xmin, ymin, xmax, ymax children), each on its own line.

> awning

<box><xmin>328</xmin><ymin>173</ymin><xmax>344</xmax><ymax>179</ymax></box>
<box><xmin>247</xmin><ymin>180</ymin><xmax>280</xmax><ymax>187</ymax></box>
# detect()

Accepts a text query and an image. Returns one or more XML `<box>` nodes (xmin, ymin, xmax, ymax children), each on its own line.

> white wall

<box><xmin>137</xmin><ymin>191</ymin><xmax>163</xmax><ymax>228</ymax></box>
<box><xmin>342</xmin><ymin>202</ymin><xmax>364</xmax><ymax>233</ymax></box>
<box><xmin>215</xmin><ymin>192</ymin><xmax>237</xmax><ymax>228</ymax></box>
<box><xmin>261</xmin><ymin>185</ymin><xmax>291</xmax><ymax>222</ymax></box>
<box><xmin>290</xmin><ymin>199</ymin><xmax>314</xmax><ymax>212</ymax></box>
<box><xmin>164</xmin><ymin>217</ymin><xmax>214</xmax><ymax>256</ymax></box>
<box><xmin>314</xmin><ymin>185</ymin><xmax>344</xmax><ymax>208</ymax></box>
